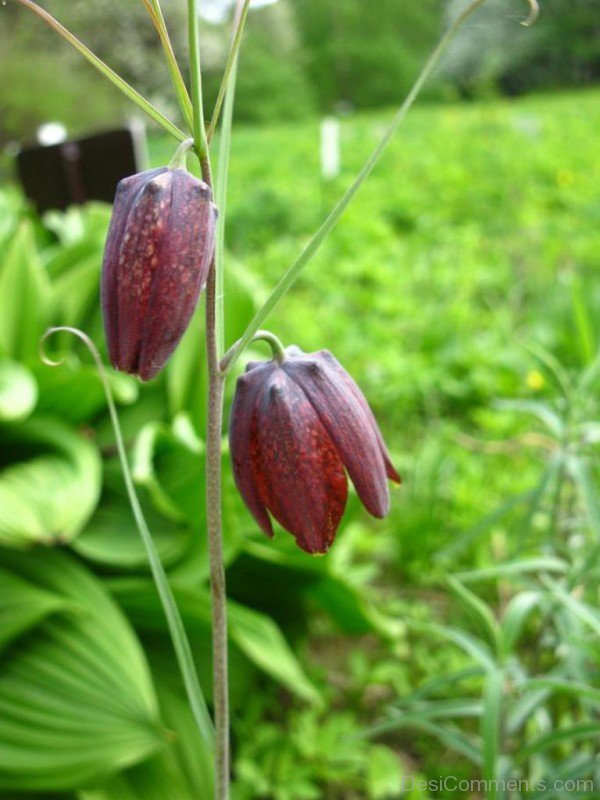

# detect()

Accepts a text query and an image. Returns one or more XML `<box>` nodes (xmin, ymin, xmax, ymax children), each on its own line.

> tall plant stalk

<box><xmin>188</xmin><ymin>1</ymin><xmax>230</xmax><ymax>797</ymax></box>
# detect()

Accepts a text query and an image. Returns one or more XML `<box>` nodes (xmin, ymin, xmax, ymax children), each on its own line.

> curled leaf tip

<box><xmin>521</xmin><ymin>0</ymin><xmax>539</xmax><ymax>27</ymax></box>
<box><xmin>40</xmin><ymin>326</ymin><xmax>100</xmax><ymax>368</ymax></box>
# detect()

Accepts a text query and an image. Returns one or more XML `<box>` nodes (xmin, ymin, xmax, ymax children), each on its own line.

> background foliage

<box><xmin>2</xmin><ymin>0</ymin><xmax>600</xmax><ymax>795</ymax></box>
<box><xmin>1</xmin><ymin>74</ymin><xmax>600</xmax><ymax>796</ymax></box>
<box><xmin>1</xmin><ymin>0</ymin><xmax>600</xmax><ymax>142</ymax></box>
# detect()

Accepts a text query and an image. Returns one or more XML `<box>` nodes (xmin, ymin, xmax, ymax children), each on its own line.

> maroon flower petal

<box><xmin>283</xmin><ymin>351</ymin><xmax>391</xmax><ymax>518</ymax></box>
<box><xmin>101</xmin><ymin>167</ymin><xmax>217</xmax><ymax>381</ymax></box>
<box><xmin>253</xmin><ymin>369</ymin><xmax>348</xmax><ymax>554</ymax></box>
<box><xmin>138</xmin><ymin>170</ymin><xmax>217</xmax><ymax>380</ymax></box>
<box><xmin>229</xmin><ymin>366</ymin><xmax>275</xmax><ymax>539</ymax></box>
<box><xmin>101</xmin><ymin>168</ymin><xmax>165</xmax><ymax>371</ymax></box>
<box><xmin>113</xmin><ymin>171</ymin><xmax>174</xmax><ymax>375</ymax></box>
<box><xmin>317</xmin><ymin>350</ymin><xmax>401</xmax><ymax>484</ymax></box>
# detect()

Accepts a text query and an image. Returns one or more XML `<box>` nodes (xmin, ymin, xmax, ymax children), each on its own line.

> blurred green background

<box><xmin>1</xmin><ymin>1</ymin><xmax>600</xmax><ymax>798</ymax></box>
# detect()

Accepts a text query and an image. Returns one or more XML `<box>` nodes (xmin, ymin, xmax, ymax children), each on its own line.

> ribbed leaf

<box><xmin>0</xmin><ymin>417</ymin><xmax>101</xmax><ymax>548</ymax></box>
<box><xmin>0</xmin><ymin>359</ymin><xmax>37</xmax><ymax>422</ymax></box>
<box><xmin>111</xmin><ymin>580</ymin><xmax>320</xmax><ymax>704</ymax></box>
<box><xmin>0</xmin><ymin>566</ymin><xmax>69</xmax><ymax>654</ymax></box>
<box><xmin>0</xmin><ymin>549</ymin><xmax>162</xmax><ymax>791</ymax></box>
<box><xmin>73</xmin><ymin>486</ymin><xmax>192</xmax><ymax>570</ymax></box>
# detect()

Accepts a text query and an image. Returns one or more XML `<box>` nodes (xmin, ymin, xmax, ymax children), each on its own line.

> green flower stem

<box><xmin>220</xmin><ymin>0</ymin><xmax>537</xmax><ymax>373</ymax></box>
<box><xmin>188</xmin><ymin>1</ymin><xmax>229</xmax><ymax>795</ymax></box>
<box><xmin>143</xmin><ymin>0</ymin><xmax>195</xmax><ymax>131</ymax></box>
<box><xmin>188</xmin><ymin>0</ymin><xmax>209</xmax><ymax>159</ymax></box>
<box><xmin>40</xmin><ymin>327</ymin><xmax>214</xmax><ymax>748</ymax></box>
<box><xmin>168</xmin><ymin>137</ymin><xmax>195</xmax><ymax>170</ymax></box>
<box><xmin>201</xmin><ymin>156</ymin><xmax>230</xmax><ymax>800</ymax></box>
<box><xmin>207</xmin><ymin>0</ymin><xmax>251</xmax><ymax>144</ymax></box>
<box><xmin>214</xmin><ymin>0</ymin><xmax>246</xmax><ymax>356</ymax></box>
<box><xmin>14</xmin><ymin>0</ymin><xmax>187</xmax><ymax>143</ymax></box>
<box><xmin>221</xmin><ymin>330</ymin><xmax>287</xmax><ymax>370</ymax></box>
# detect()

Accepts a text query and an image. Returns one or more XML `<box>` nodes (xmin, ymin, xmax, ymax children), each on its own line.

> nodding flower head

<box><xmin>101</xmin><ymin>166</ymin><xmax>217</xmax><ymax>381</ymax></box>
<box><xmin>229</xmin><ymin>346</ymin><xmax>400</xmax><ymax>554</ymax></box>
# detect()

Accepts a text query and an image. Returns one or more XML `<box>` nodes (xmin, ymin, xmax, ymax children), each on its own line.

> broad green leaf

<box><xmin>34</xmin><ymin>362</ymin><xmax>138</xmax><ymax>424</ymax></box>
<box><xmin>0</xmin><ymin>359</ymin><xmax>37</xmax><ymax>422</ymax></box>
<box><xmin>50</xmin><ymin>254</ymin><xmax>102</xmax><ymax>329</ymax></box>
<box><xmin>165</xmin><ymin>260</ymin><xmax>262</xmax><ymax>420</ymax></box>
<box><xmin>0</xmin><ymin>566</ymin><xmax>69</xmax><ymax>654</ymax></box>
<box><xmin>227</xmin><ymin>601</ymin><xmax>321</xmax><ymax>705</ymax></box>
<box><xmin>73</xmin><ymin>484</ymin><xmax>192</xmax><ymax>570</ymax></box>
<box><xmin>131</xmin><ymin>420</ymin><xmax>244</xmax><ymax>572</ymax></box>
<box><xmin>0</xmin><ymin>222</ymin><xmax>50</xmax><ymax>361</ymax></box>
<box><xmin>0</xmin><ymin>549</ymin><xmax>162</xmax><ymax>792</ymax></box>
<box><xmin>110</xmin><ymin>579</ymin><xmax>320</xmax><ymax>704</ymax></box>
<box><xmin>132</xmin><ymin>421</ymin><xmax>204</xmax><ymax>524</ymax></box>
<box><xmin>0</xmin><ymin>417</ymin><xmax>101</xmax><ymax>548</ymax></box>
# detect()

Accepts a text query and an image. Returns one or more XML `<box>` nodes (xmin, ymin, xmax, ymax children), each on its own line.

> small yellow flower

<box><xmin>526</xmin><ymin>370</ymin><xmax>545</xmax><ymax>391</ymax></box>
<box><xmin>556</xmin><ymin>169</ymin><xmax>575</xmax><ymax>188</ymax></box>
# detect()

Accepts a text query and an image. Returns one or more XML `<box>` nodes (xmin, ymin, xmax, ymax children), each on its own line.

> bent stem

<box><xmin>40</xmin><ymin>328</ymin><xmax>214</xmax><ymax>748</ymax></box>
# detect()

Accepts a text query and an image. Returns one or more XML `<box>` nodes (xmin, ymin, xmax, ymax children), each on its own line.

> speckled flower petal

<box><xmin>229</xmin><ymin>364</ymin><xmax>276</xmax><ymax>539</ymax></box>
<box><xmin>101</xmin><ymin>167</ymin><xmax>217</xmax><ymax>381</ymax></box>
<box><xmin>253</xmin><ymin>369</ymin><xmax>348</xmax><ymax>554</ymax></box>
<box><xmin>101</xmin><ymin>168</ymin><xmax>165</xmax><ymax>371</ymax></box>
<box><xmin>283</xmin><ymin>350</ymin><xmax>392</xmax><ymax>518</ymax></box>
<box><xmin>138</xmin><ymin>169</ymin><xmax>216</xmax><ymax>380</ymax></box>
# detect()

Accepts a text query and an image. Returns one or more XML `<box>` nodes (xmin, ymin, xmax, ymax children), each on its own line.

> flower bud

<box><xmin>229</xmin><ymin>346</ymin><xmax>401</xmax><ymax>554</ymax></box>
<box><xmin>101</xmin><ymin>167</ymin><xmax>217</xmax><ymax>381</ymax></box>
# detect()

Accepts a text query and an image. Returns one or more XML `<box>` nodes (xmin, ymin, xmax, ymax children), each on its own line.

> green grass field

<box><xmin>1</xmin><ymin>88</ymin><xmax>599</xmax><ymax>798</ymax></box>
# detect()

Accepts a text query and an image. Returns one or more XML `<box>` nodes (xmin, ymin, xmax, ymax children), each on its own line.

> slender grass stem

<box><xmin>14</xmin><ymin>0</ymin><xmax>186</xmax><ymax>142</ymax></box>
<box><xmin>188</xmin><ymin>0</ymin><xmax>209</xmax><ymax>159</ymax></box>
<box><xmin>142</xmin><ymin>0</ymin><xmax>195</xmax><ymax>131</ymax></box>
<box><xmin>207</xmin><ymin>0</ymin><xmax>251</xmax><ymax>144</ymax></box>
<box><xmin>214</xmin><ymin>0</ymin><xmax>245</xmax><ymax>356</ymax></box>
<box><xmin>40</xmin><ymin>328</ymin><xmax>214</xmax><ymax>748</ymax></box>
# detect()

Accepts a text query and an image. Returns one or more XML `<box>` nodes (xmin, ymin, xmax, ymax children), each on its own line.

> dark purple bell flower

<box><xmin>229</xmin><ymin>346</ymin><xmax>401</xmax><ymax>554</ymax></box>
<box><xmin>101</xmin><ymin>166</ymin><xmax>217</xmax><ymax>381</ymax></box>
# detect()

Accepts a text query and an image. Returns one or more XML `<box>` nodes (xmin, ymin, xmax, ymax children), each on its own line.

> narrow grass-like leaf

<box><xmin>14</xmin><ymin>0</ymin><xmax>186</xmax><ymax>142</ymax></box>
<box><xmin>207</xmin><ymin>0</ymin><xmax>251</xmax><ymax>144</ymax></box>
<box><xmin>455</xmin><ymin>558</ymin><xmax>566</xmax><ymax>583</ymax></box>
<box><xmin>142</xmin><ymin>0</ymin><xmax>194</xmax><ymax>132</ymax></box>
<box><xmin>481</xmin><ymin>669</ymin><xmax>503</xmax><ymax>791</ymax></box>
<box><xmin>222</xmin><ymin>0</ymin><xmax>509</xmax><ymax>370</ymax></box>
<box><xmin>446</xmin><ymin>576</ymin><xmax>501</xmax><ymax>654</ymax></box>
<box><xmin>500</xmin><ymin>591</ymin><xmax>542</xmax><ymax>657</ymax></box>
<box><xmin>519</xmin><ymin>723</ymin><xmax>600</xmax><ymax>758</ymax></box>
